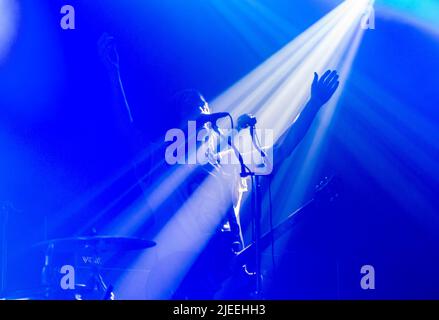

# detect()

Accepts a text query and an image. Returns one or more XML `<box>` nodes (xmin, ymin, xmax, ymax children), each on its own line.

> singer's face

<box><xmin>172</xmin><ymin>91</ymin><xmax>211</xmax><ymax>131</ymax></box>
<box><xmin>179</xmin><ymin>95</ymin><xmax>210</xmax><ymax>123</ymax></box>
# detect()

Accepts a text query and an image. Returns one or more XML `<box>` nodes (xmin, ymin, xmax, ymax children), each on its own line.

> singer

<box><xmin>98</xmin><ymin>32</ymin><xmax>340</xmax><ymax>299</ymax></box>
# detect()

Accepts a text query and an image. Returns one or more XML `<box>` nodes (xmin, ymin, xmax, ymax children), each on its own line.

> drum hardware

<box><xmin>34</xmin><ymin>236</ymin><xmax>156</xmax><ymax>300</ymax></box>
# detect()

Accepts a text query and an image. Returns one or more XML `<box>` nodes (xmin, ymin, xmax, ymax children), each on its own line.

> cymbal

<box><xmin>35</xmin><ymin>236</ymin><xmax>156</xmax><ymax>253</ymax></box>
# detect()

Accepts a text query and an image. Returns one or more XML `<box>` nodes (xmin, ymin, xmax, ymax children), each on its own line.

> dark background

<box><xmin>0</xmin><ymin>0</ymin><xmax>438</xmax><ymax>298</ymax></box>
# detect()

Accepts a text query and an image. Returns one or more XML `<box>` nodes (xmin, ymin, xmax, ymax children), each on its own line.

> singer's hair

<box><xmin>169</xmin><ymin>89</ymin><xmax>208</xmax><ymax>121</ymax></box>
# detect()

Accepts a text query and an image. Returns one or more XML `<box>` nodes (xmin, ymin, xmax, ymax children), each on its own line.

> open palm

<box><xmin>311</xmin><ymin>70</ymin><xmax>340</xmax><ymax>105</ymax></box>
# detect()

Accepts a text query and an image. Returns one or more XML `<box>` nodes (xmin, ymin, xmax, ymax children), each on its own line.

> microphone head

<box><xmin>237</xmin><ymin>114</ymin><xmax>257</xmax><ymax>131</ymax></box>
<box><xmin>197</xmin><ymin>112</ymin><xmax>230</xmax><ymax>125</ymax></box>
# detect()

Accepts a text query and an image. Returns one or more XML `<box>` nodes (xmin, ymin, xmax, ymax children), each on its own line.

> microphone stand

<box><xmin>249</xmin><ymin>124</ymin><xmax>267</xmax><ymax>300</ymax></box>
<box><xmin>251</xmin><ymin>172</ymin><xmax>263</xmax><ymax>299</ymax></box>
<box><xmin>215</xmin><ymin>124</ymin><xmax>264</xmax><ymax>299</ymax></box>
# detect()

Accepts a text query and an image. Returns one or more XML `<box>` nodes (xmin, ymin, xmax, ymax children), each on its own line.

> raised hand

<box><xmin>273</xmin><ymin>70</ymin><xmax>341</xmax><ymax>164</ymax></box>
<box><xmin>98</xmin><ymin>33</ymin><xmax>133</xmax><ymax>123</ymax></box>
<box><xmin>97</xmin><ymin>32</ymin><xmax>120</xmax><ymax>73</ymax></box>
<box><xmin>311</xmin><ymin>70</ymin><xmax>340</xmax><ymax>106</ymax></box>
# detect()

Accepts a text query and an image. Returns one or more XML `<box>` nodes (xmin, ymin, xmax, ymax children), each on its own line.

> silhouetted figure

<box><xmin>98</xmin><ymin>33</ymin><xmax>340</xmax><ymax>299</ymax></box>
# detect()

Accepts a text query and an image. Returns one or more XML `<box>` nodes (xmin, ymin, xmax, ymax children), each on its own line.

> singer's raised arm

<box><xmin>98</xmin><ymin>33</ymin><xmax>134</xmax><ymax>128</ymax></box>
<box><xmin>272</xmin><ymin>70</ymin><xmax>340</xmax><ymax>168</ymax></box>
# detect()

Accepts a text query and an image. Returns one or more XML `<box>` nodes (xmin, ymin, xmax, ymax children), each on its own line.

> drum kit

<box><xmin>0</xmin><ymin>235</ymin><xmax>156</xmax><ymax>300</ymax></box>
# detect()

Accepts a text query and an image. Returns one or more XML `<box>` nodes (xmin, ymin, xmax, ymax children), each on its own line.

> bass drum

<box><xmin>40</xmin><ymin>248</ymin><xmax>113</xmax><ymax>300</ymax></box>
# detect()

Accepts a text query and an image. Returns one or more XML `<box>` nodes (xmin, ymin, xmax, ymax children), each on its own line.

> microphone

<box><xmin>237</xmin><ymin>114</ymin><xmax>257</xmax><ymax>131</ymax></box>
<box><xmin>196</xmin><ymin>113</ymin><xmax>231</xmax><ymax>133</ymax></box>
<box><xmin>237</xmin><ymin>114</ymin><xmax>266</xmax><ymax>158</ymax></box>
<box><xmin>197</xmin><ymin>112</ymin><xmax>230</xmax><ymax>125</ymax></box>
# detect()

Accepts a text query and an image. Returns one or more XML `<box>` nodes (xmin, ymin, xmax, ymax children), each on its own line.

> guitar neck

<box><xmin>236</xmin><ymin>198</ymin><xmax>316</xmax><ymax>263</ymax></box>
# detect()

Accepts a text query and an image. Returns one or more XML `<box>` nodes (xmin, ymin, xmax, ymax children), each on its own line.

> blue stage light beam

<box><xmin>94</xmin><ymin>0</ymin><xmax>353</xmax><ymax>239</ymax></box>
<box><xmin>212</xmin><ymin>0</ymin><xmax>374</xmax><ymax>206</ymax></box>
<box><xmin>0</xmin><ymin>0</ymin><xmax>19</xmax><ymax>63</ymax></box>
<box><xmin>113</xmin><ymin>0</ymin><xmax>374</xmax><ymax>299</ymax></box>
<box><xmin>73</xmin><ymin>0</ymin><xmax>372</xmax><ymax>240</ymax></box>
